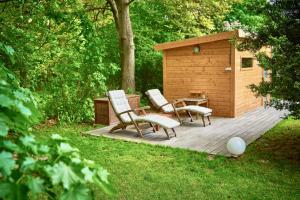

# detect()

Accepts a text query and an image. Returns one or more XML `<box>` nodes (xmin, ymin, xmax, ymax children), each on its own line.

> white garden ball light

<box><xmin>227</xmin><ymin>137</ymin><xmax>246</xmax><ymax>155</ymax></box>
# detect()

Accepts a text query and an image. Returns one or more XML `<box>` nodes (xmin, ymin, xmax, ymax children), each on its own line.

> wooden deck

<box><xmin>85</xmin><ymin>107</ymin><xmax>286</xmax><ymax>156</ymax></box>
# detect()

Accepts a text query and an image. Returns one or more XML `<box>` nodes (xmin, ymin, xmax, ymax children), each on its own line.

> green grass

<box><xmin>34</xmin><ymin>119</ymin><xmax>300</xmax><ymax>200</ymax></box>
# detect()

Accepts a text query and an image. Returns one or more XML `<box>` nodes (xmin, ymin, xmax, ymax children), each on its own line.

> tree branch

<box><xmin>85</xmin><ymin>2</ymin><xmax>110</xmax><ymax>21</ymax></box>
<box><xmin>86</xmin><ymin>2</ymin><xmax>109</xmax><ymax>13</ymax></box>
<box><xmin>107</xmin><ymin>0</ymin><xmax>119</xmax><ymax>29</ymax></box>
<box><xmin>0</xmin><ymin>0</ymin><xmax>14</xmax><ymax>3</ymax></box>
<box><xmin>127</xmin><ymin>0</ymin><xmax>135</xmax><ymax>5</ymax></box>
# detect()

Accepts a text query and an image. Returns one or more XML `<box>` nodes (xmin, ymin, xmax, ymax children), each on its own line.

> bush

<box><xmin>0</xmin><ymin>44</ymin><xmax>112</xmax><ymax>200</ymax></box>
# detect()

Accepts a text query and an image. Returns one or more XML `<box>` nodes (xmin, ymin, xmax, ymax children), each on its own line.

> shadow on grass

<box><xmin>247</xmin><ymin>118</ymin><xmax>300</xmax><ymax>167</ymax></box>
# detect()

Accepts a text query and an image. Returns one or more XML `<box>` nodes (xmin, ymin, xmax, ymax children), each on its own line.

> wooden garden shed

<box><xmin>154</xmin><ymin>30</ymin><xmax>270</xmax><ymax>117</ymax></box>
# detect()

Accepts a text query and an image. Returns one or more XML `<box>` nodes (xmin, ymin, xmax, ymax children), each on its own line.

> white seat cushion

<box><xmin>108</xmin><ymin>90</ymin><xmax>137</xmax><ymax>122</ymax></box>
<box><xmin>135</xmin><ymin>114</ymin><xmax>180</xmax><ymax>129</ymax></box>
<box><xmin>108</xmin><ymin>90</ymin><xmax>180</xmax><ymax>129</ymax></box>
<box><xmin>146</xmin><ymin>89</ymin><xmax>213</xmax><ymax>115</ymax></box>
<box><xmin>176</xmin><ymin>105</ymin><xmax>212</xmax><ymax>116</ymax></box>
<box><xmin>146</xmin><ymin>89</ymin><xmax>174</xmax><ymax>113</ymax></box>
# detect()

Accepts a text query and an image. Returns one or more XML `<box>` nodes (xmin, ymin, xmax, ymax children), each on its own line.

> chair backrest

<box><xmin>145</xmin><ymin>89</ymin><xmax>174</xmax><ymax>113</ymax></box>
<box><xmin>107</xmin><ymin>90</ymin><xmax>136</xmax><ymax>122</ymax></box>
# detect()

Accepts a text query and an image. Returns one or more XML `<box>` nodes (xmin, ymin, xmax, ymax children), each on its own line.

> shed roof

<box><xmin>154</xmin><ymin>29</ymin><xmax>246</xmax><ymax>51</ymax></box>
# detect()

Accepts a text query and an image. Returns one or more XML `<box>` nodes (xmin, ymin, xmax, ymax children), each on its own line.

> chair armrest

<box><xmin>173</xmin><ymin>99</ymin><xmax>186</xmax><ymax>107</ymax></box>
<box><xmin>134</xmin><ymin>106</ymin><xmax>151</xmax><ymax>112</ymax></box>
<box><xmin>158</xmin><ymin>102</ymin><xmax>172</xmax><ymax>109</ymax></box>
<box><xmin>134</xmin><ymin>106</ymin><xmax>151</xmax><ymax>115</ymax></box>
<box><xmin>116</xmin><ymin>109</ymin><xmax>135</xmax><ymax>117</ymax></box>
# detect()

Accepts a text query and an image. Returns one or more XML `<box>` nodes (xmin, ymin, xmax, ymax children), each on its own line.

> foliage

<box><xmin>90</xmin><ymin>0</ymin><xmax>236</xmax><ymax>95</ymax></box>
<box><xmin>1</xmin><ymin>0</ymin><xmax>239</xmax><ymax>123</ymax></box>
<box><xmin>224</xmin><ymin>0</ymin><xmax>268</xmax><ymax>32</ymax></box>
<box><xmin>33</xmin><ymin>119</ymin><xmax>300</xmax><ymax>199</ymax></box>
<box><xmin>0</xmin><ymin>44</ymin><xmax>112</xmax><ymax>199</ymax></box>
<box><xmin>132</xmin><ymin>0</ymin><xmax>237</xmax><ymax>94</ymax></box>
<box><xmin>0</xmin><ymin>0</ymin><xmax>109</xmax><ymax>122</ymax></box>
<box><xmin>236</xmin><ymin>0</ymin><xmax>300</xmax><ymax>118</ymax></box>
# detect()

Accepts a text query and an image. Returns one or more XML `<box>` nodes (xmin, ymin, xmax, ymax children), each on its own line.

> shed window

<box><xmin>241</xmin><ymin>57</ymin><xmax>253</xmax><ymax>68</ymax></box>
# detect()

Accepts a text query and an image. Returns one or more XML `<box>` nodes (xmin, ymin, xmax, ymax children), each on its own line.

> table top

<box><xmin>178</xmin><ymin>98</ymin><xmax>208</xmax><ymax>102</ymax></box>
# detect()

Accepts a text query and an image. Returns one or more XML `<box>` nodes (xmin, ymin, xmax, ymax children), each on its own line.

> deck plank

<box><xmin>203</xmin><ymin>108</ymin><xmax>280</xmax><ymax>153</ymax></box>
<box><xmin>84</xmin><ymin>107</ymin><xmax>286</xmax><ymax>156</ymax></box>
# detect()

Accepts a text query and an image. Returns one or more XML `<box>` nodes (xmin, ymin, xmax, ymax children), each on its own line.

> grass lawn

<box><xmin>34</xmin><ymin>119</ymin><xmax>300</xmax><ymax>200</ymax></box>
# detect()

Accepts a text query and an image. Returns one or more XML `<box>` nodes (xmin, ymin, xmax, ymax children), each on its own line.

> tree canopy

<box><xmin>0</xmin><ymin>0</ymin><xmax>298</xmax><ymax>120</ymax></box>
<box><xmin>0</xmin><ymin>0</ymin><xmax>236</xmax><ymax>122</ymax></box>
<box><xmin>236</xmin><ymin>0</ymin><xmax>300</xmax><ymax>118</ymax></box>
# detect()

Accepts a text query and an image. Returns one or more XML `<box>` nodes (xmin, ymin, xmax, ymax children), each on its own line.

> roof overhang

<box><xmin>154</xmin><ymin>29</ymin><xmax>246</xmax><ymax>51</ymax></box>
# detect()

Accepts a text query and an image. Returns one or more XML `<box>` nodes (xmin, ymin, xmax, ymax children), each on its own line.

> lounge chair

<box><xmin>145</xmin><ymin>89</ymin><xmax>212</xmax><ymax>126</ymax></box>
<box><xmin>107</xmin><ymin>90</ymin><xmax>180</xmax><ymax>139</ymax></box>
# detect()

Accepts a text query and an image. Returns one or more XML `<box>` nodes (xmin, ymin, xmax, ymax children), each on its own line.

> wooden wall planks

<box><xmin>234</xmin><ymin>50</ymin><xmax>263</xmax><ymax>116</ymax></box>
<box><xmin>159</xmin><ymin>32</ymin><xmax>268</xmax><ymax>118</ymax></box>
<box><xmin>163</xmin><ymin>40</ymin><xmax>233</xmax><ymax>117</ymax></box>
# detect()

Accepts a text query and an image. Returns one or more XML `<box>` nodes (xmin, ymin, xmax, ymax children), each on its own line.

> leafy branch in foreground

<box><xmin>237</xmin><ymin>0</ymin><xmax>300</xmax><ymax>119</ymax></box>
<box><xmin>0</xmin><ymin>44</ymin><xmax>113</xmax><ymax>199</ymax></box>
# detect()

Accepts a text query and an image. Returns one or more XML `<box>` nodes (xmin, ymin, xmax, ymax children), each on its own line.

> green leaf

<box><xmin>1</xmin><ymin>140</ymin><xmax>21</xmax><ymax>152</ymax></box>
<box><xmin>51</xmin><ymin>134</ymin><xmax>66</xmax><ymax>141</ymax></box>
<box><xmin>39</xmin><ymin>144</ymin><xmax>49</xmax><ymax>153</ymax></box>
<box><xmin>83</xmin><ymin>159</ymin><xmax>95</xmax><ymax>168</ymax></box>
<box><xmin>0</xmin><ymin>182</ymin><xmax>29</xmax><ymax>200</ymax></box>
<box><xmin>97</xmin><ymin>167</ymin><xmax>110</xmax><ymax>184</ymax></box>
<box><xmin>14</xmin><ymin>90</ymin><xmax>28</xmax><ymax>101</ymax></box>
<box><xmin>21</xmin><ymin>157</ymin><xmax>37</xmax><ymax>172</ymax></box>
<box><xmin>58</xmin><ymin>142</ymin><xmax>79</xmax><ymax>154</ymax></box>
<box><xmin>0</xmin><ymin>151</ymin><xmax>15</xmax><ymax>176</ymax></box>
<box><xmin>0</xmin><ymin>182</ymin><xmax>14</xmax><ymax>199</ymax></box>
<box><xmin>20</xmin><ymin>135</ymin><xmax>36</xmax><ymax>147</ymax></box>
<box><xmin>20</xmin><ymin>135</ymin><xmax>39</xmax><ymax>153</ymax></box>
<box><xmin>46</xmin><ymin>162</ymin><xmax>80</xmax><ymax>189</ymax></box>
<box><xmin>71</xmin><ymin>157</ymin><xmax>81</xmax><ymax>164</ymax></box>
<box><xmin>16</xmin><ymin>102</ymin><xmax>32</xmax><ymax>117</ymax></box>
<box><xmin>5</xmin><ymin>45</ymin><xmax>15</xmax><ymax>55</ymax></box>
<box><xmin>0</xmin><ymin>121</ymin><xmax>9</xmax><ymax>136</ymax></box>
<box><xmin>27</xmin><ymin>176</ymin><xmax>44</xmax><ymax>194</ymax></box>
<box><xmin>0</xmin><ymin>94</ymin><xmax>14</xmax><ymax>108</ymax></box>
<box><xmin>60</xmin><ymin>184</ymin><xmax>92</xmax><ymax>200</ymax></box>
<box><xmin>94</xmin><ymin>179</ymin><xmax>114</xmax><ymax>196</ymax></box>
<box><xmin>81</xmin><ymin>167</ymin><xmax>94</xmax><ymax>183</ymax></box>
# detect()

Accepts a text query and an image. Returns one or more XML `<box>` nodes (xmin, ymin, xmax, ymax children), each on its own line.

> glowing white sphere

<box><xmin>227</xmin><ymin>137</ymin><xmax>246</xmax><ymax>155</ymax></box>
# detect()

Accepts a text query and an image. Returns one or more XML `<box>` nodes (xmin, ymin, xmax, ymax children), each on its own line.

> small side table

<box><xmin>179</xmin><ymin>98</ymin><xmax>209</xmax><ymax>107</ymax></box>
<box><xmin>178</xmin><ymin>98</ymin><xmax>209</xmax><ymax>120</ymax></box>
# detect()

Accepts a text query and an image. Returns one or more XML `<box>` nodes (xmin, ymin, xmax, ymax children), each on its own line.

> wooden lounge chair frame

<box><xmin>158</xmin><ymin>100</ymin><xmax>211</xmax><ymax>126</ymax></box>
<box><xmin>107</xmin><ymin>95</ymin><xmax>177</xmax><ymax>139</ymax></box>
<box><xmin>146</xmin><ymin>91</ymin><xmax>211</xmax><ymax>127</ymax></box>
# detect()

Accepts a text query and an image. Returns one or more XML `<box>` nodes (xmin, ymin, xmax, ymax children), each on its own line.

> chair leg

<box><xmin>201</xmin><ymin>116</ymin><xmax>206</xmax><ymax>127</ymax></box>
<box><xmin>174</xmin><ymin>110</ymin><xmax>182</xmax><ymax>124</ymax></box>
<box><xmin>163</xmin><ymin>128</ymin><xmax>170</xmax><ymax>139</ymax></box>
<box><xmin>149</xmin><ymin>122</ymin><xmax>156</xmax><ymax>133</ymax></box>
<box><xmin>186</xmin><ymin>111</ymin><xmax>193</xmax><ymax>122</ymax></box>
<box><xmin>132</xmin><ymin>121</ymin><xmax>143</xmax><ymax>137</ymax></box>
<box><xmin>207</xmin><ymin>116</ymin><xmax>211</xmax><ymax>125</ymax></box>
<box><xmin>109</xmin><ymin>123</ymin><xmax>125</xmax><ymax>133</ymax></box>
<box><xmin>172</xmin><ymin>128</ymin><xmax>176</xmax><ymax>137</ymax></box>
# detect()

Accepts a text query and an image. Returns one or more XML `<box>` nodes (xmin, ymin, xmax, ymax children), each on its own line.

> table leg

<box><xmin>155</xmin><ymin>124</ymin><xmax>160</xmax><ymax>131</ymax></box>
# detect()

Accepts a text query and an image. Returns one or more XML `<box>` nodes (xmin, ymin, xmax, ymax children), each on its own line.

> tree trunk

<box><xmin>108</xmin><ymin>0</ymin><xmax>135</xmax><ymax>92</ymax></box>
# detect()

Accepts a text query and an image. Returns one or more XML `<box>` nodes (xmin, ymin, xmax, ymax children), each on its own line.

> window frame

<box><xmin>240</xmin><ymin>57</ymin><xmax>254</xmax><ymax>70</ymax></box>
